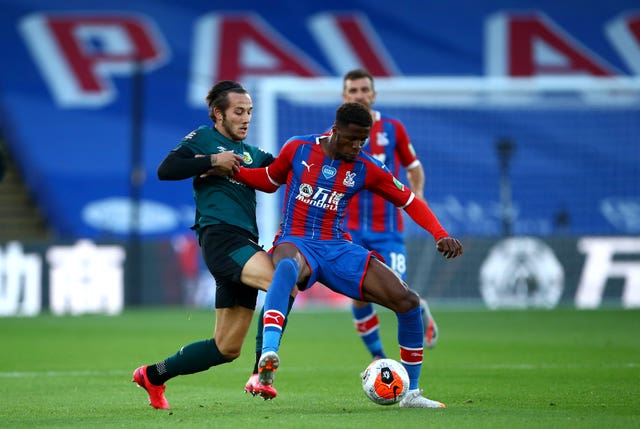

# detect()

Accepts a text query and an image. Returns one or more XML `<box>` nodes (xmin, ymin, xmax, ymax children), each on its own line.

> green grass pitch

<box><xmin>1</xmin><ymin>307</ymin><xmax>638</xmax><ymax>428</ymax></box>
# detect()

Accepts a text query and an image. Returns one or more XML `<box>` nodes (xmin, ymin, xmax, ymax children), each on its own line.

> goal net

<box><xmin>248</xmin><ymin>76</ymin><xmax>640</xmax><ymax>305</ymax></box>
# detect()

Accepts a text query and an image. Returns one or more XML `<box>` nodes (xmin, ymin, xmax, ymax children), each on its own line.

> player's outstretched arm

<box><xmin>365</xmin><ymin>159</ymin><xmax>462</xmax><ymax>259</ymax></box>
<box><xmin>158</xmin><ymin>147</ymin><xmax>242</xmax><ymax>180</ymax></box>
<box><xmin>403</xmin><ymin>197</ymin><xmax>463</xmax><ymax>259</ymax></box>
<box><xmin>233</xmin><ymin>141</ymin><xmax>296</xmax><ymax>192</ymax></box>
<box><xmin>197</xmin><ymin>151</ymin><xmax>243</xmax><ymax>178</ymax></box>
<box><xmin>158</xmin><ymin>146</ymin><xmax>215</xmax><ymax>180</ymax></box>
<box><xmin>436</xmin><ymin>237</ymin><xmax>463</xmax><ymax>259</ymax></box>
<box><xmin>234</xmin><ymin>166</ymin><xmax>281</xmax><ymax>193</ymax></box>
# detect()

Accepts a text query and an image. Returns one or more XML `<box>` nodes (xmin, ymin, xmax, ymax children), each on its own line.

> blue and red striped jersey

<box><xmin>344</xmin><ymin>111</ymin><xmax>420</xmax><ymax>234</ymax></box>
<box><xmin>266</xmin><ymin>134</ymin><xmax>416</xmax><ymax>241</ymax></box>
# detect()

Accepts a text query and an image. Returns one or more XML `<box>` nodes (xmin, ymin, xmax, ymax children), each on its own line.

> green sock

<box><xmin>148</xmin><ymin>338</ymin><xmax>230</xmax><ymax>385</ymax></box>
<box><xmin>252</xmin><ymin>295</ymin><xmax>295</xmax><ymax>373</ymax></box>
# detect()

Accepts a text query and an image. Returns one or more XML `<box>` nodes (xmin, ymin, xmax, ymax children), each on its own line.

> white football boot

<box><xmin>399</xmin><ymin>389</ymin><xmax>446</xmax><ymax>408</ymax></box>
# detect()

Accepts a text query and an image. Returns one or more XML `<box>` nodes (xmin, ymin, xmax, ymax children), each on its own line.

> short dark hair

<box><xmin>205</xmin><ymin>80</ymin><xmax>247</xmax><ymax>110</ymax></box>
<box><xmin>335</xmin><ymin>102</ymin><xmax>373</xmax><ymax>128</ymax></box>
<box><xmin>343</xmin><ymin>68</ymin><xmax>375</xmax><ymax>90</ymax></box>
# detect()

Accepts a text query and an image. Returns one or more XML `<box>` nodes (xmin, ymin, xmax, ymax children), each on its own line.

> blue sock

<box><xmin>396</xmin><ymin>306</ymin><xmax>424</xmax><ymax>390</ymax></box>
<box><xmin>262</xmin><ymin>258</ymin><xmax>298</xmax><ymax>354</ymax></box>
<box><xmin>352</xmin><ymin>303</ymin><xmax>386</xmax><ymax>359</ymax></box>
<box><xmin>252</xmin><ymin>295</ymin><xmax>295</xmax><ymax>374</ymax></box>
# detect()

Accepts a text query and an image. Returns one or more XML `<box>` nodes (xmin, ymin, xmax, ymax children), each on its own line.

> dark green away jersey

<box><xmin>177</xmin><ymin>126</ymin><xmax>274</xmax><ymax>237</ymax></box>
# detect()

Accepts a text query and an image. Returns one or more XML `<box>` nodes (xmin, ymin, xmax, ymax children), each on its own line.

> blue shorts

<box><xmin>347</xmin><ymin>229</ymin><xmax>407</xmax><ymax>281</ymax></box>
<box><xmin>275</xmin><ymin>236</ymin><xmax>374</xmax><ymax>299</ymax></box>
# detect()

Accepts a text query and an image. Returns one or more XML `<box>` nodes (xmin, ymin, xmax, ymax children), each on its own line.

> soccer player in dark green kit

<box><xmin>132</xmin><ymin>80</ymin><xmax>287</xmax><ymax>409</ymax></box>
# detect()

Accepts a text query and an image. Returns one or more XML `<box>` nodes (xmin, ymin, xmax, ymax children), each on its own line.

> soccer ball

<box><xmin>361</xmin><ymin>358</ymin><xmax>409</xmax><ymax>405</ymax></box>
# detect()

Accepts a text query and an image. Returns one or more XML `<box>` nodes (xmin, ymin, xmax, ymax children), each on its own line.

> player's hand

<box><xmin>196</xmin><ymin>151</ymin><xmax>243</xmax><ymax>177</ymax></box>
<box><xmin>436</xmin><ymin>237</ymin><xmax>463</xmax><ymax>259</ymax></box>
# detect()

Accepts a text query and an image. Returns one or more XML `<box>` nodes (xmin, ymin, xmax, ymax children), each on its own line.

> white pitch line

<box><xmin>0</xmin><ymin>370</ymin><xmax>130</xmax><ymax>378</ymax></box>
<box><xmin>439</xmin><ymin>362</ymin><xmax>640</xmax><ymax>370</ymax></box>
<box><xmin>0</xmin><ymin>362</ymin><xmax>637</xmax><ymax>378</ymax></box>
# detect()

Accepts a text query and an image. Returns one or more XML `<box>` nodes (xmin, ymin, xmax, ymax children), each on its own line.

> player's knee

<box><xmin>224</xmin><ymin>351</ymin><xmax>241</xmax><ymax>361</ymax></box>
<box><xmin>271</xmin><ymin>258</ymin><xmax>299</xmax><ymax>292</ymax></box>
<box><xmin>220</xmin><ymin>346</ymin><xmax>242</xmax><ymax>361</ymax></box>
<box><xmin>278</xmin><ymin>258</ymin><xmax>298</xmax><ymax>275</ymax></box>
<box><xmin>352</xmin><ymin>299</ymin><xmax>368</xmax><ymax>308</ymax></box>
<box><xmin>241</xmin><ymin>253</ymin><xmax>274</xmax><ymax>291</ymax></box>
<box><xmin>407</xmin><ymin>289</ymin><xmax>421</xmax><ymax>308</ymax></box>
<box><xmin>214</xmin><ymin>337</ymin><xmax>244</xmax><ymax>361</ymax></box>
<box><xmin>394</xmin><ymin>288</ymin><xmax>420</xmax><ymax>313</ymax></box>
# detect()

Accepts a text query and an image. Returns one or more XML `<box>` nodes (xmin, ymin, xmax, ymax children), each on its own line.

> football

<box><xmin>361</xmin><ymin>358</ymin><xmax>409</xmax><ymax>405</ymax></box>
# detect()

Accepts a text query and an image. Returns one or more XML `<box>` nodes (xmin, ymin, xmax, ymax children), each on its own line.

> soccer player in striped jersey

<box><xmin>235</xmin><ymin>102</ymin><xmax>462</xmax><ymax>408</ymax></box>
<box><xmin>341</xmin><ymin>69</ymin><xmax>439</xmax><ymax>359</ymax></box>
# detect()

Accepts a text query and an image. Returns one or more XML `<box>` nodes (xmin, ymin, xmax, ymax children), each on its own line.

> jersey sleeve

<box><xmin>251</xmin><ymin>146</ymin><xmax>275</xmax><ymax>168</ymax></box>
<box><xmin>363</xmin><ymin>162</ymin><xmax>447</xmax><ymax>241</ymax></box>
<box><xmin>175</xmin><ymin>126</ymin><xmax>208</xmax><ymax>154</ymax></box>
<box><xmin>393</xmin><ymin>120</ymin><xmax>421</xmax><ymax>169</ymax></box>
<box><xmin>263</xmin><ymin>138</ymin><xmax>299</xmax><ymax>183</ymax></box>
<box><xmin>233</xmin><ymin>139</ymin><xmax>299</xmax><ymax>192</ymax></box>
<box><xmin>234</xmin><ymin>166</ymin><xmax>279</xmax><ymax>192</ymax></box>
<box><xmin>363</xmin><ymin>163</ymin><xmax>413</xmax><ymax>207</ymax></box>
<box><xmin>404</xmin><ymin>198</ymin><xmax>448</xmax><ymax>242</ymax></box>
<box><xmin>157</xmin><ymin>146</ymin><xmax>211</xmax><ymax>180</ymax></box>
<box><xmin>158</xmin><ymin>129</ymin><xmax>215</xmax><ymax>180</ymax></box>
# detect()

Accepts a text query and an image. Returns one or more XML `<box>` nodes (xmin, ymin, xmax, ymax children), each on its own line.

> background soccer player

<box><xmin>236</xmin><ymin>102</ymin><xmax>463</xmax><ymax>407</ymax></box>
<box><xmin>341</xmin><ymin>68</ymin><xmax>438</xmax><ymax>359</ymax></box>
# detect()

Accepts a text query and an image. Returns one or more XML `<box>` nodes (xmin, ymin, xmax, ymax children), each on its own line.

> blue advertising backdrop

<box><xmin>0</xmin><ymin>0</ymin><xmax>638</xmax><ymax>238</ymax></box>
